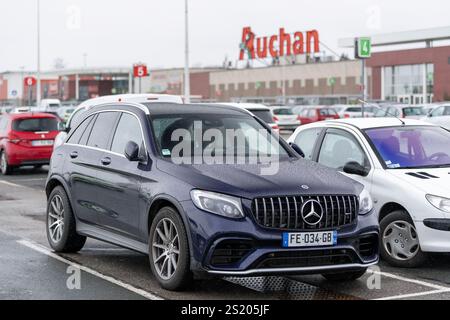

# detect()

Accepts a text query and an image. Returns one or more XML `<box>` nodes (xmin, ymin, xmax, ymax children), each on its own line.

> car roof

<box><xmin>77</xmin><ymin>94</ymin><xmax>183</xmax><ymax>109</ymax></box>
<box><xmin>320</xmin><ymin>118</ymin><xmax>435</xmax><ymax>130</ymax></box>
<box><xmin>90</xmin><ymin>102</ymin><xmax>250</xmax><ymax>117</ymax></box>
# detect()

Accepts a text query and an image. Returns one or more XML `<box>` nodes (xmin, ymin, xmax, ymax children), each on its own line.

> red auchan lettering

<box><xmin>239</xmin><ymin>27</ymin><xmax>320</xmax><ymax>60</ymax></box>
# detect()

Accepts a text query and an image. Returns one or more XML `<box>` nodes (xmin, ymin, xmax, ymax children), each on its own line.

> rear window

<box><xmin>403</xmin><ymin>107</ymin><xmax>426</xmax><ymax>116</ymax></box>
<box><xmin>251</xmin><ymin>110</ymin><xmax>274</xmax><ymax>123</ymax></box>
<box><xmin>346</xmin><ymin>107</ymin><xmax>362</xmax><ymax>112</ymax></box>
<box><xmin>273</xmin><ymin>108</ymin><xmax>293</xmax><ymax>115</ymax></box>
<box><xmin>12</xmin><ymin>118</ymin><xmax>58</xmax><ymax>132</ymax></box>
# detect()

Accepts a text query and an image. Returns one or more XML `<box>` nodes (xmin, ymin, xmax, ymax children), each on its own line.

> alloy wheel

<box><xmin>0</xmin><ymin>152</ymin><xmax>6</xmax><ymax>174</ymax></box>
<box><xmin>382</xmin><ymin>220</ymin><xmax>419</xmax><ymax>261</ymax></box>
<box><xmin>48</xmin><ymin>195</ymin><xmax>65</xmax><ymax>243</ymax></box>
<box><xmin>152</xmin><ymin>218</ymin><xmax>180</xmax><ymax>280</ymax></box>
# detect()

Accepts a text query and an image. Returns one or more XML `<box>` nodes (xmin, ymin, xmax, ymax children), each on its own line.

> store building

<box><xmin>341</xmin><ymin>26</ymin><xmax>450</xmax><ymax>104</ymax></box>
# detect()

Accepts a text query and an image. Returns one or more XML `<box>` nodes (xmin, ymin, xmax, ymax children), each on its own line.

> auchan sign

<box><xmin>239</xmin><ymin>27</ymin><xmax>320</xmax><ymax>60</ymax></box>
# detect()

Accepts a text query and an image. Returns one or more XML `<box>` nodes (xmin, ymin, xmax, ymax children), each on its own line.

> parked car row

<box><xmin>3</xmin><ymin>94</ymin><xmax>450</xmax><ymax>293</ymax></box>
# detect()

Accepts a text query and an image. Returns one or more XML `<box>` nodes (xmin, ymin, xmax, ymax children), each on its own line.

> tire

<box><xmin>380</xmin><ymin>210</ymin><xmax>427</xmax><ymax>268</ymax></box>
<box><xmin>149</xmin><ymin>207</ymin><xmax>193</xmax><ymax>291</ymax></box>
<box><xmin>322</xmin><ymin>268</ymin><xmax>367</xmax><ymax>282</ymax></box>
<box><xmin>46</xmin><ymin>186</ymin><xmax>86</xmax><ymax>253</ymax></box>
<box><xmin>0</xmin><ymin>151</ymin><xmax>13</xmax><ymax>175</ymax></box>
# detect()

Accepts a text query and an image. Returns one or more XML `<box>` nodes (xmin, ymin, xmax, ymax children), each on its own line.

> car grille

<box><xmin>251</xmin><ymin>195</ymin><xmax>358</xmax><ymax>231</ymax></box>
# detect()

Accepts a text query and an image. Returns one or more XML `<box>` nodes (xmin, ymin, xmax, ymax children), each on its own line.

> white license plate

<box><xmin>32</xmin><ymin>140</ymin><xmax>53</xmax><ymax>146</ymax></box>
<box><xmin>282</xmin><ymin>231</ymin><xmax>337</xmax><ymax>248</ymax></box>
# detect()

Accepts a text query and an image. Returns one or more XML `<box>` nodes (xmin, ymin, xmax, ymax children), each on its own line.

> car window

<box><xmin>318</xmin><ymin>130</ymin><xmax>368</xmax><ymax>170</ymax></box>
<box><xmin>346</xmin><ymin>107</ymin><xmax>362</xmax><ymax>113</ymax></box>
<box><xmin>327</xmin><ymin>109</ymin><xmax>337</xmax><ymax>115</ymax></box>
<box><xmin>251</xmin><ymin>110</ymin><xmax>273</xmax><ymax>124</ymax></box>
<box><xmin>87</xmin><ymin>112</ymin><xmax>119</xmax><ymax>149</ymax></box>
<box><xmin>445</xmin><ymin>106</ymin><xmax>450</xmax><ymax>116</ymax></box>
<box><xmin>388</xmin><ymin>107</ymin><xmax>401</xmax><ymax>117</ymax></box>
<box><xmin>273</xmin><ymin>108</ymin><xmax>293</xmax><ymax>115</ymax></box>
<box><xmin>403</xmin><ymin>107</ymin><xmax>425</xmax><ymax>116</ymax></box>
<box><xmin>294</xmin><ymin>128</ymin><xmax>322</xmax><ymax>160</ymax></box>
<box><xmin>79</xmin><ymin>115</ymin><xmax>96</xmax><ymax>146</ymax></box>
<box><xmin>67</xmin><ymin>115</ymin><xmax>95</xmax><ymax>145</ymax></box>
<box><xmin>308</xmin><ymin>109</ymin><xmax>317</xmax><ymax>117</ymax></box>
<box><xmin>12</xmin><ymin>117</ymin><xmax>58</xmax><ymax>132</ymax></box>
<box><xmin>111</xmin><ymin>113</ymin><xmax>144</xmax><ymax>154</ymax></box>
<box><xmin>319</xmin><ymin>109</ymin><xmax>328</xmax><ymax>116</ymax></box>
<box><xmin>432</xmin><ymin>106</ymin><xmax>445</xmax><ymax>117</ymax></box>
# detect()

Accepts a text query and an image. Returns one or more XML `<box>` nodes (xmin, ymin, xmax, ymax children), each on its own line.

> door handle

<box><xmin>101</xmin><ymin>157</ymin><xmax>111</xmax><ymax>166</ymax></box>
<box><xmin>70</xmin><ymin>151</ymin><xmax>78</xmax><ymax>159</ymax></box>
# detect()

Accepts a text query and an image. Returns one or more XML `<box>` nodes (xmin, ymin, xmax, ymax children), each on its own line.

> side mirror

<box><xmin>125</xmin><ymin>141</ymin><xmax>140</xmax><ymax>162</ymax></box>
<box><xmin>289</xmin><ymin>142</ymin><xmax>305</xmax><ymax>158</ymax></box>
<box><xmin>343</xmin><ymin>161</ymin><xmax>369</xmax><ymax>177</ymax></box>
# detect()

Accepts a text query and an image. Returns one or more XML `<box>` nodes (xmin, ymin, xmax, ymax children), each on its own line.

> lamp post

<box><xmin>36</xmin><ymin>0</ymin><xmax>41</xmax><ymax>107</ymax></box>
<box><xmin>184</xmin><ymin>0</ymin><xmax>191</xmax><ymax>103</ymax></box>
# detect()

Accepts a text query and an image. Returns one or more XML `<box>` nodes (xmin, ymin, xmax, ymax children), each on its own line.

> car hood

<box><xmin>387</xmin><ymin>168</ymin><xmax>450</xmax><ymax>197</ymax></box>
<box><xmin>157</xmin><ymin>158</ymin><xmax>362</xmax><ymax>199</ymax></box>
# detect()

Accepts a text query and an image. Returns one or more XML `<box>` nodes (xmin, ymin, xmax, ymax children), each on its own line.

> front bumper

<box><xmin>415</xmin><ymin>220</ymin><xmax>450</xmax><ymax>252</ymax></box>
<box><xmin>181</xmin><ymin>201</ymin><xmax>379</xmax><ymax>276</ymax></box>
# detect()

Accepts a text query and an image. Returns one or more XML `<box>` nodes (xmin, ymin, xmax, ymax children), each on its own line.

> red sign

<box><xmin>239</xmin><ymin>27</ymin><xmax>320</xmax><ymax>60</ymax></box>
<box><xmin>133</xmin><ymin>64</ymin><xmax>149</xmax><ymax>78</ymax></box>
<box><xmin>24</xmin><ymin>76</ymin><xmax>37</xmax><ymax>86</ymax></box>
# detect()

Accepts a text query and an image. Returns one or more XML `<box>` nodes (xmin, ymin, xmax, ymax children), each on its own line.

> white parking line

<box><xmin>0</xmin><ymin>180</ymin><xmax>24</xmax><ymax>188</ymax></box>
<box><xmin>369</xmin><ymin>268</ymin><xmax>449</xmax><ymax>290</ymax></box>
<box><xmin>17</xmin><ymin>239</ymin><xmax>164</xmax><ymax>300</ymax></box>
<box><xmin>375</xmin><ymin>289</ymin><xmax>450</xmax><ymax>300</ymax></box>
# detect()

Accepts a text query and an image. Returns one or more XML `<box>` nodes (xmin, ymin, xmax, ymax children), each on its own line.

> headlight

<box><xmin>358</xmin><ymin>188</ymin><xmax>373</xmax><ymax>215</ymax></box>
<box><xmin>426</xmin><ymin>194</ymin><xmax>450</xmax><ymax>213</ymax></box>
<box><xmin>190</xmin><ymin>190</ymin><xmax>244</xmax><ymax>219</ymax></box>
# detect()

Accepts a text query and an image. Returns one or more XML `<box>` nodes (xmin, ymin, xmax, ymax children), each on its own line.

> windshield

<box><xmin>365</xmin><ymin>126</ymin><xmax>450</xmax><ymax>169</ymax></box>
<box><xmin>151</xmin><ymin>113</ymin><xmax>290</xmax><ymax>161</ymax></box>
<box><xmin>374</xmin><ymin>109</ymin><xmax>388</xmax><ymax>117</ymax></box>
<box><xmin>251</xmin><ymin>110</ymin><xmax>274</xmax><ymax>124</ymax></box>
<box><xmin>12</xmin><ymin>118</ymin><xmax>58</xmax><ymax>132</ymax></box>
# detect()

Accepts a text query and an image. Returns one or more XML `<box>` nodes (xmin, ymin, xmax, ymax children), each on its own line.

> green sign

<box><xmin>328</xmin><ymin>77</ymin><xmax>336</xmax><ymax>86</ymax></box>
<box><xmin>357</xmin><ymin>37</ymin><xmax>372</xmax><ymax>59</ymax></box>
<box><xmin>255</xmin><ymin>81</ymin><xmax>262</xmax><ymax>89</ymax></box>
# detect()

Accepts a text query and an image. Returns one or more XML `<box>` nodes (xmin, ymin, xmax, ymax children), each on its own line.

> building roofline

<box><xmin>338</xmin><ymin>26</ymin><xmax>450</xmax><ymax>48</ymax></box>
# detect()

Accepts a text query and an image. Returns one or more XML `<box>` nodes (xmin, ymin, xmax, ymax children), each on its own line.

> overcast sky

<box><xmin>1</xmin><ymin>0</ymin><xmax>450</xmax><ymax>72</ymax></box>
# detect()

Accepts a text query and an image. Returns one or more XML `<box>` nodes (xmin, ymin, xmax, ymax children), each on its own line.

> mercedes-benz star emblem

<box><xmin>301</xmin><ymin>199</ymin><xmax>324</xmax><ymax>226</ymax></box>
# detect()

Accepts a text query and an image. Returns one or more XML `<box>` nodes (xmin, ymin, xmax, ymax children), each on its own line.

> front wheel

<box><xmin>380</xmin><ymin>210</ymin><xmax>427</xmax><ymax>268</ymax></box>
<box><xmin>322</xmin><ymin>268</ymin><xmax>367</xmax><ymax>282</ymax></box>
<box><xmin>149</xmin><ymin>207</ymin><xmax>192</xmax><ymax>291</ymax></box>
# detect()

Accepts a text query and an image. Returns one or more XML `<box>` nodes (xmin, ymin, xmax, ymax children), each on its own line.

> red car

<box><xmin>295</xmin><ymin>106</ymin><xmax>340</xmax><ymax>125</ymax></box>
<box><xmin>0</xmin><ymin>113</ymin><xmax>60</xmax><ymax>175</ymax></box>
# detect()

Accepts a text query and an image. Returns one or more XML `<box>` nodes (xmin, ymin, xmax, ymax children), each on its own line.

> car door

<box><xmin>94</xmin><ymin>111</ymin><xmax>144</xmax><ymax>239</ymax></box>
<box><xmin>65</xmin><ymin>111</ymin><xmax>119</xmax><ymax>225</ymax></box>
<box><xmin>315</xmin><ymin>128</ymin><xmax>373</xmax><ymax>190</ymax></box>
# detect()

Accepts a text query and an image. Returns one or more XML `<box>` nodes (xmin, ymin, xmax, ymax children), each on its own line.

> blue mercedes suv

<box><xmin>46</xmin><ymin>101</ymin><xmax>379</xmax><ymax>291</ymax></box>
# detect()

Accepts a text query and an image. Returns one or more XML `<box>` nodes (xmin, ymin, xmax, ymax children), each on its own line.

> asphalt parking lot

<box><xmin>1</xmin><ymin>165</ymin><xmax>450</xmax><ymax>300</ymax></box>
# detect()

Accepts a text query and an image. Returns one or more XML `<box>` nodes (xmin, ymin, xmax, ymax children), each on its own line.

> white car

<box><xmin>212</xmin><ymin>103</ymin><xmax>279</xmax><ymax>132</ymax></box>
<box><xmin>288</xmin><ymin>118</ymin><xmax>450</xmax><ymax>267</ymax></box>
<box><xmin>270</xmin><ymin>106</ymin><xmax>301</xmax><ymax>132</ymax></box>
<box><xmin>53</xmin><ymin>94</ymin><xmax>183</xmax><ymax>150</ymax></box>
<box><xmin>421</xmin><ymin>103</ymin><xmax>450</xmax><ymax>130</ymax></box>
<box><xmin>374</xmin><ymin>105</ymin><xmax>426</xmax><ymax>119</ymax></box>
<box><xmin>334</xmin><ymin>105</ymin><xmax>376</xmax><ymax>118</ymax></box>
